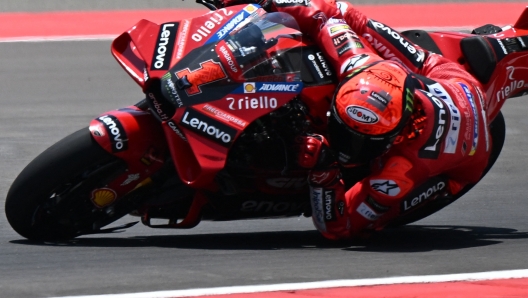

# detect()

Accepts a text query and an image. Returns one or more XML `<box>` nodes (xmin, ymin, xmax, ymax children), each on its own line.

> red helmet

<box><xmin>327</xmin><ymin>60</ymin><xmax>415</xmax><ymax>166</ymax></box>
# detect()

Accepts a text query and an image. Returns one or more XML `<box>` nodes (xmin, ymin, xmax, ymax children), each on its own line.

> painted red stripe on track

<box><xmin>0</xmin><ymin>9</ymin><xmax>208</xmax><ymax>38</ymax></box>
<box><xmin>189</xmin><ymin>278</ymin><xmax>528</xmax><ymax>298</ymax></box>
<box><xmin>357</xmin><ymin>2</ymin><xmax>526</xmax><ymax>29</ymax></box>
<box><xmin>0</xmin><ymin>3</ymin><xmax>526</xmax><ymax>39</ymax></box>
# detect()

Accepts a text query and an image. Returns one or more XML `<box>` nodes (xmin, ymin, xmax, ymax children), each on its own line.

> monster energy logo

<box><xmin>404</xmin><ymin>88</ymin><xmax>414</xmax><ymax>113</ymax></box>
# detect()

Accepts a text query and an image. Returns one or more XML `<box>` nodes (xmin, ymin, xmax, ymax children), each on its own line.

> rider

<box><xmin>216</xmin><ymin>0</ymin><xmax>498</xmax><ymax>239</ymax></box>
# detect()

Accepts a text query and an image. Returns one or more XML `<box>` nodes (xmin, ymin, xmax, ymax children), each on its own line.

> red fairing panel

<box><xmin>111</xmin><ymin>6</ymin><xmax>259</xmax><ymax>90</ymax></box>
<box><xmin>88</xmin><ymin>106</ymin><xmax>168</xmax><ymax>197</ymax></box>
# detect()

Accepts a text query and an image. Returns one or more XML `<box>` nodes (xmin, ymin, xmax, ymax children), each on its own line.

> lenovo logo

<box><xmin>151</xmin><ymin>23</ymin><xmax>178</xmax><ymax>70</ymax></box>
<box><xmin>180</xmin><ymin>108</ymin><xmax>237</xmax><ymax>146</ymax></box>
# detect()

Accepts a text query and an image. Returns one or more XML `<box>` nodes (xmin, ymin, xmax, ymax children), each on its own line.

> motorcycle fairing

<box><xmin>164</xmin><ymin>82</ymin><xmax>303</xmax><ymax>188</ymax></box>
<box><xmin>112</xmin><ymin>8</ymin><xmax>313</xmax><ymax>189</ymax></box>
<box><xmin>111</xmin><ymin>5</ymin><xmax>264</xmax><ymax>90</ymax></box>
<box><xmin>89</xmin><ymin>107</ymin><xmax>168</xmax><ymax>199</ymax></box>
<box><xmin>159</xmin><ymin>42</ymin><xmax>241</xmax><ymax>108</ymax></box>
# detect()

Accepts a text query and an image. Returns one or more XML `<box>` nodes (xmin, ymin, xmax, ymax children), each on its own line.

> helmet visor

<box><xmin>327</xmin><ymin>106</ymin><xmax>393</xmax><ymax>166</ymax></box>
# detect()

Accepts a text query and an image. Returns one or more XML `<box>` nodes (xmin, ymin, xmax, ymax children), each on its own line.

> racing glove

<box><xmin>297</xmin><ymin>134</ymin><xmax>340</xmax><ymax>187</ymax></box>
<box><xmin>298</xmin><ymin>134</ymin><xmax>351</xmax><ymax>239</ymax></box>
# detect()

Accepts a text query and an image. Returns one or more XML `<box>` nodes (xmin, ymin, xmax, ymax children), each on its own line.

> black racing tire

<box><xmin>5</xmin><ymin>128</ymin><xmax>128</xmax><ymax>241</ymax></box>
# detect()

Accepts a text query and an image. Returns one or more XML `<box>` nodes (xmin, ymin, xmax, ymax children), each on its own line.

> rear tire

<box><xmin>5</xmin><ymin>128</ymin><xmax>128</xmax><ymax>241</ymax></box>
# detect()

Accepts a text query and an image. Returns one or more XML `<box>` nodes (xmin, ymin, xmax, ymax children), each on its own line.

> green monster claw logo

<box><xmin>404</xmin><ymin>88</ymin><xmax>414</xmax><ymax>113</ymax></box>
<box><xmin>162</xmin><ymin>72</ymin><xmax>172</xmax><ymax>80</ymax></box>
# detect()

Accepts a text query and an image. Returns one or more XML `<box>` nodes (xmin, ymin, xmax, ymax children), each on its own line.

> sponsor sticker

<box><xmin>151</xmin><ymin>23</ymin><xmax>178</xmax><ymax>70</ymax></box>
<box><xmin>400</xmin><ymin>178</ymin><xmax>446</xmax><ymax>213</ymax></box>
<box><xmin>458</xmin><ymin>83</ymin><xmax>479</xmax><ymax>155</ymax></box>
<box><xmin>322</xmin><ymin>189</ymin><xmax>337</xmax><ymax>222</ymax></box>
<box><xmin>202</xmin><ymin>104</ymin><xmax>248</xmax><ymax>128</ymax></box>
<box><xmin>226</xmin><ymin>96</ymin><xmax>278</xmax><ymax>110</ymax></box>
<box><xmin>91</xmin><ymin>188</ymin><xmax>117</xmax><ymax>208</ymax></box>
<box><xmin>426</xmin><ymin>83</ymin><xmax>461</xmax><ymax>154</ymax></box>
<box><xmin>357</xmin><ymin>202</ymin><xmax>380</xmax><ymax>221</ymax></box>
<box><xmin>121</xmin><ymin>173</ymin><xmax>141</xmax><ymax>186</ymax></box>
<box><xmin>190</xmin><ymin>9</ymin><xmax>234</xmax><ymax>43</ymax></box>
<box><xmin>180</xmin><ymin>108</ymin><xmax>237</xmax><ymax>146</ymax></box>
<box><xmin>97</xmin><ymin>115</ymin><xmax>128</xmax><ymax>153</ymax></box>
<box><xmin>310</xmin><ymin>187</ymin><xmax>327</xmax><ymax>232</ymax></box>
<box><xmin>497</xmin><ymin>66</ymin><xmax>528</xmax><ymax>102</ymax></box>
<box><xmin>345</xmin><ymin>105</ymin><xmax>379</xmax><ymax>124</ymax></box>
<box><xmin>274</xmin><ymin>0</ymin><xmax>310</xmax><ymax>7</ymax></box>
<box><xmin>340</xmin><ymin>54</ymin><xmax>370</xmax><ymax>75</ymax></box>
<box><xmin>234</xmin><ymin>82</ymin><xmax>302</xmax><ymax>93</ymax></box>
<box><xmin>218</xmin><ymin>43</ymin><xmax>240</xmax><ymax>74</ymax></box>
<box><xmin>367</xmin><ymin>89</ymin><xmax>392</xmax><ymax>112</ymax></box>
<box><xmin>364</xmin><ymin>20</ymin><xmax>425</xmax><ymax>68</ymax></box>
<box><xmin>418</xmin><ymin>91</ymin><xmax>447</xmax><ymax>159</ymax></box>
<box><xmin>328</xmin><ymin>24</ymin><xmax>352</xmax><ymax>36</ymax></box>
<box><xmin>244</xmin><ymin>82</ymin><xmax>256</xmax><ymax>93</ymax></box>
<box><xmin>370</xmin><ymin>179</ymin><xmax>401</xmax><ymax>196</ymax></box>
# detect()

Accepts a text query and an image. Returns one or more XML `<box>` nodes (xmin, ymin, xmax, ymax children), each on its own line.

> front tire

<box><xmin>5</xmin><ymin>128</ymin><xmax>128</xmax><ymax>241</ymax></box>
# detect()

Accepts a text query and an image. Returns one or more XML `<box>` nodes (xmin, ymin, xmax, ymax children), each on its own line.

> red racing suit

<box><xmin>262</xmin><ymin>0</ymin><xmax>493</xmax><ymax>238</ymax></box>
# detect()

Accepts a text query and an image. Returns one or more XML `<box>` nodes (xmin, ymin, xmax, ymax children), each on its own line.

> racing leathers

<box><xmin>222</xmin><ymin>0</ymin><xmax>494</xmax><ymax>239</ymax></box>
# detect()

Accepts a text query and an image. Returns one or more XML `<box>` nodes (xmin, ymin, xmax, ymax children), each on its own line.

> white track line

<box><xmin>52</xmin><ymin>269</ymin><xmax>528</xmax><ymax>298</ymax></box>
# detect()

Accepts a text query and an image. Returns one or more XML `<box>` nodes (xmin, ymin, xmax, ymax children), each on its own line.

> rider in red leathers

<box><xmin>218</xmin><ymin>0</ymin><xmax>497</xmax><ymax>239</ymax></box>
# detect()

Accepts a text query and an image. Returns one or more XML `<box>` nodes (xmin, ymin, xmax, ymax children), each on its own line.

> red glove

<box><xmin>298</xmin><ymin>134</ymin><xmax>340</xmax><ymax>187</ymax></box>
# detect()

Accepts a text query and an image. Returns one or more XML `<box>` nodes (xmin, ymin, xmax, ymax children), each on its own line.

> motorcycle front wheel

<box><xmin>5</xmin><ymin>128</ymin><xmax>129</xmax><ymax>241</ymax></box>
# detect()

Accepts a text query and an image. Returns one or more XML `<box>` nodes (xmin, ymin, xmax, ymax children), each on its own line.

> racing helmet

<box><xmin>327</xmin><ymin>60</ymin><xmax>415</xmax><ymax>166</ymax></box>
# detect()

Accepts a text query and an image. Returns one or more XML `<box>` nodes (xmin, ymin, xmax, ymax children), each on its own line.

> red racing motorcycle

<box><xmin>5</xmin><ymin>3</ymin><xmax>528</xmax><ymax>240</ymax></box>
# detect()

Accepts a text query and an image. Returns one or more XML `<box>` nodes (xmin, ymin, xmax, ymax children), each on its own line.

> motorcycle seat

<box><xmin>460</xmin><ymin>36</ymin><xmax>497</xmax><ymax>84</ymax></box>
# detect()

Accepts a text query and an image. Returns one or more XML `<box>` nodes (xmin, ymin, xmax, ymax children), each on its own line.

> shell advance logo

<box><xmin>233</xmin><ymin>82</ymin><xmax>304</xmax><ymax>93</ymax></box>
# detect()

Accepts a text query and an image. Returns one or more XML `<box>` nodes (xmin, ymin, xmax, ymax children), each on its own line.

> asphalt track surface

<box><xmin>2</xmin><ymin>1</ymin><xmax>528</xmax><ymax>297</ymax></box>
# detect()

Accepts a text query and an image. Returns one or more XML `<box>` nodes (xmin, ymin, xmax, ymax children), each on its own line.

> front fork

<box><xmin>88</xmin><ymin>105</ymin><xmax>169</xmax><ymax>208</ymax></box>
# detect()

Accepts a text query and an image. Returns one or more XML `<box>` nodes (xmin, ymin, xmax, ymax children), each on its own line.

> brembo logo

<box><xmin>97</xmin><ymin>115</ymin><xmax>128</xmax><ymax>152</ymax></box>
<box><xmin>151</xmin><ymin>23</ymin><xmax>178</xmax><ymax>70</ymax></box>
<box><xmin>180</xmin><ymin>108</ymin><xmax>237</xmax><ymax>146</ymax></box>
